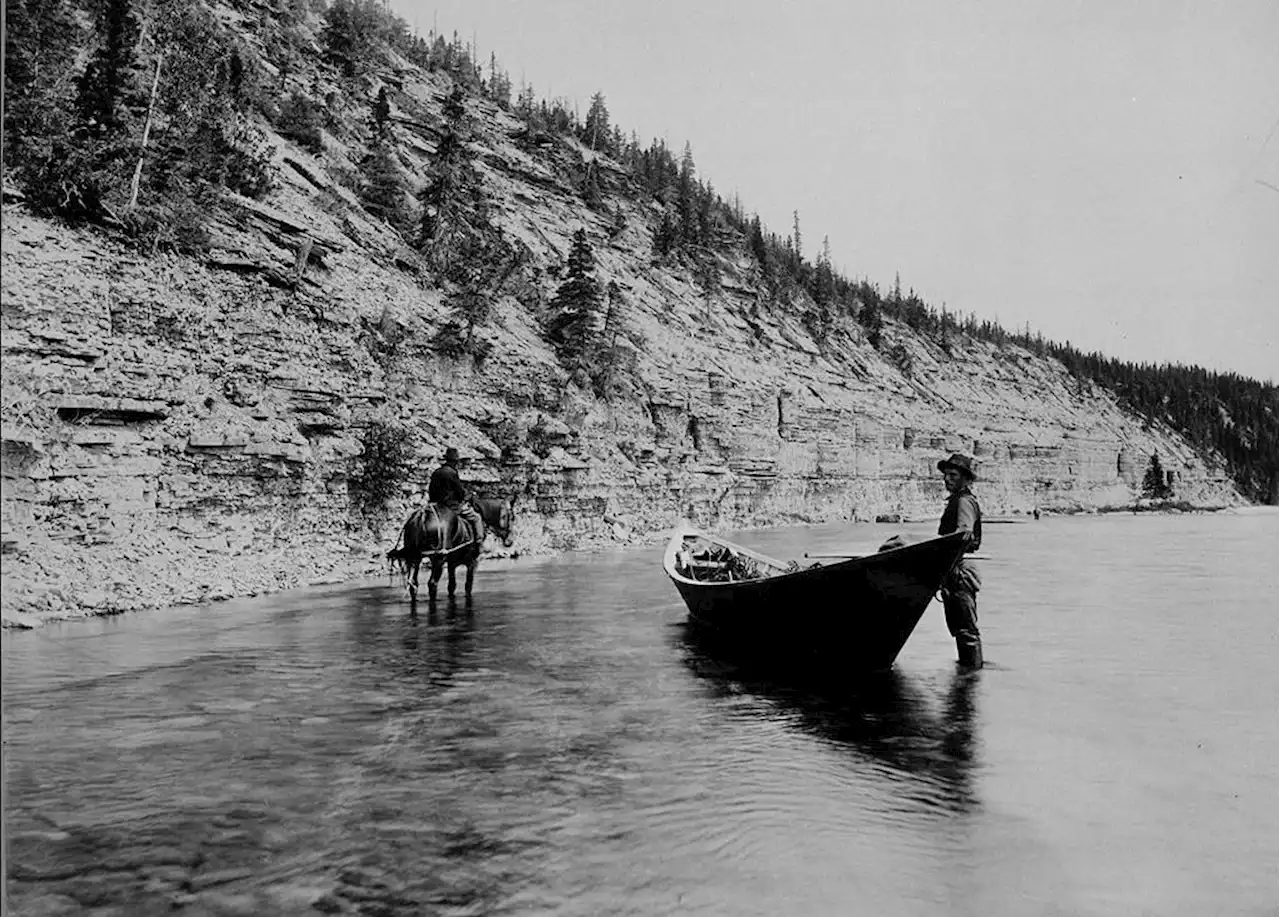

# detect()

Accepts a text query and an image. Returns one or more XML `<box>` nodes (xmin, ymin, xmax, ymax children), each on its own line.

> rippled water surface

<box><xmin>4</xmin><ymin>511</ymin><xmax>1277</xmax><ymax>916</ymax></box>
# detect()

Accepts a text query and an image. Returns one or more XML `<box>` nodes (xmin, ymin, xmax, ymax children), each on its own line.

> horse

<box><xmin>388</xmin><ymin>496</ymin><xmax>516</xmax><ymax>602</ymax></box>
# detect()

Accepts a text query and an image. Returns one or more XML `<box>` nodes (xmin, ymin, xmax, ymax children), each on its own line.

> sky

<box><xmin>389</xmin><ymin>0</ymin><xmax>1279</xmax><ymax>383</ymax></box>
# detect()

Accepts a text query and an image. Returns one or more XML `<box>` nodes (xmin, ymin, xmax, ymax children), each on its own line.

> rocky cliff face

<box><xmin>0</xmin><ymin>55</ymin><xmax>1240</xmax><ymax>626</ymax></box>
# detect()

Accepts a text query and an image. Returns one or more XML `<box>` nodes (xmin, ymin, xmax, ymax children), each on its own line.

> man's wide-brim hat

<box><xmin>443</xmin><ymin>447</ymin><xmax>461</xmax><ymax>462</ymax></box>
<box><xmin>937</xmin><ymin>452</ymin><xmax>977</xmax><ymax>480</ymax></box>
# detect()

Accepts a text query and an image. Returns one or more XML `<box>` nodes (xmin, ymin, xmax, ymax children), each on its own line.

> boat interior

<box><xmin>671</xmin><ymin>533</ymin><xmax>795</xmax><ymax>583</ymax></box>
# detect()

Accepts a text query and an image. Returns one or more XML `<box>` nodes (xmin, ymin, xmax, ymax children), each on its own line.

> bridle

<box><xmin>472</xmin><ymin>497</ymin><xmax>514</xmax><ymax>544</ymax></box>
<box><xmin>488</xmin><ymin>508</ymin><xmax>513</xmax><ymax>544</ymax></box>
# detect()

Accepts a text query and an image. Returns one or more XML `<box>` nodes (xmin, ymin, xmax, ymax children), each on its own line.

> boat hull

<box><xmin>666</xmin><ymin>529</ymin><xmax>968</xmax><ymax>672</ymax></box>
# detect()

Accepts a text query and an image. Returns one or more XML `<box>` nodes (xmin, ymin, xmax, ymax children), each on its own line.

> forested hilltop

<box><xmin>2</xmin><ymin>0</ymin><xmax>1275</xmax><ymax>623</ymax></box>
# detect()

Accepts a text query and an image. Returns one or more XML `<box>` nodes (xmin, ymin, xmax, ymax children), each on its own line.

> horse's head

<box><xmin>475</xmin><ymin>496</ymin><xmax>516</xmax><ymax>547</ymax></box>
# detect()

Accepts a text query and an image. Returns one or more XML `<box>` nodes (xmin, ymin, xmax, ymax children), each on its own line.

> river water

<box><xmin>3</xmin><ymin>511</ymin><xmax>1276</xmax><ymax>916</ymax></box>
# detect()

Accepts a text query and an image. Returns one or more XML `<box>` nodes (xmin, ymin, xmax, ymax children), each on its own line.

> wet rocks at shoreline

<box><xmin>0</xmin><ymin>521</ymin><xmax>651</xmax><ymax>629</ymax></box>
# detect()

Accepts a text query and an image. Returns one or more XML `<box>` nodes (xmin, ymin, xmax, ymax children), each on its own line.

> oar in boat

<box><xmin>716</xmin><ymin>539</ymin><xmax>791</xmax><ymax>573</ymax></box>
<box><xmin>804</xmin><ymin>550</ymin><xmax>996</xmax><ymax>562</ymax></box>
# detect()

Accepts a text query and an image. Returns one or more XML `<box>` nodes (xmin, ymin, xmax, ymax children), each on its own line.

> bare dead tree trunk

<box><xmin>293</xmin><ymin>236</ymin><xmax>314</xmax><ymax>287</ymax></box>
<box><xmin>128</xmin><ymin>53</ymin><xmax>163</xmax><ymax>210</ymax></box>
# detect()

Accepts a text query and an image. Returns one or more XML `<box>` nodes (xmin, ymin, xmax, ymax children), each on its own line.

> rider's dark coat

<box><xmin>428</xmin><ymin>463</ymin><xmax>467</xmax><ymax>507</ymax></box>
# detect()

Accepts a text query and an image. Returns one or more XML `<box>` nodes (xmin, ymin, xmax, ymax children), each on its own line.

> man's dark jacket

<box><xmin>428</xmin><ymin>464</ymin><xmax>467</xmax><ymax>507</ymax></box>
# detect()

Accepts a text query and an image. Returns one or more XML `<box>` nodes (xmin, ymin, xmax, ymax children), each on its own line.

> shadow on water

<box><xmin>676</xmin><ymin>624</ymin><xmax>982</xmax><ymax>815</ymax></box>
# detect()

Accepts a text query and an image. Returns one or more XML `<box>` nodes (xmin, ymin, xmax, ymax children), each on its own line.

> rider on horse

<box><xmin>428</xmin><ymin>446</ymin><xmax>484</xmax><ymax>545</ymax></box>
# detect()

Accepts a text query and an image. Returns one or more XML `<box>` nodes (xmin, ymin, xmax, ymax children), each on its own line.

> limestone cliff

<box><xmin>0</xmin><ymin>45</ymin><xmax>1240</xmax><ymax>626</ymax></box>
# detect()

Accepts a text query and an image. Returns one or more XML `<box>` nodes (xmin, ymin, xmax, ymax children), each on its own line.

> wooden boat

<box><xmin>663</xmin><ymin>525</ymin><xmax>969</xmax><ymax>672</ymax></box>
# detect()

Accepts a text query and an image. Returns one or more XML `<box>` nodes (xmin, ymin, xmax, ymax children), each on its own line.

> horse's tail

<box><xmin>388</xmin><ymin>507</ymin><xmax>432</xmax><ymax>576</ymax></box>
<box><xmin>386</xmin><ymin>515</ymin><xmax>409</xmax><ymax>576</ymax></box>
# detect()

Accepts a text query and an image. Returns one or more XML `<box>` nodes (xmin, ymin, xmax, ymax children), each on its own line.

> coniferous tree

<box><xmin>432</xmin><ymin>237</ymin><xmax>523</xmax><ymax>361</ymax></box>
<box><xmin>696</xmin><ymin>181</ymin><xmax>716</xmax><ymax>248</ymax></box>
<box><xmin>322</xmin><ymin>0</ymin><xmax>385</xmax><ymax>78</ymax></box>
<box><xmin>652</xmin><ymin>210</ymin><xmax>677</xmax><ymax>258</ymax></box>
<box><xmin>608</xmin><ymin>203</ymin><xmax>627</xmax><ymax>239</ymax></box>
<box><xmin>547</xmin><ymin>228</ymin><xmax>603</xmax><ymax>373</ymax></box>
<box><xmin>44</xmin><ymin>0</ymin><xmax>146</xmax><ymax>218</ymax></box>
<box><xmin>418</xmin><ymin>84</ymin><xmax>488</xmax><ymax>274</ymax></box>
<box><xmin>515</xmin><ymin>81</ymin><xmax>537</xmax><ymax>121</ymax></box>
<box><xmin>4</xmin><ymin>0</ymin><xmax>87</xmax><ymax>211</ymax></box>
<box><xmin>939</xmin><ymin>304</ymin><xmax>955</xmax><ymax>354</ymax></box>
<box><xmin>487</xmin><ymin>53</ymin><xmax>511</xmax><ymax>108</ymax></box>
<box><xmin>76</xmin><ymin>0</ymin><xmax>143</xmax><ymax>137</ymax></box>
<box><xmin>584</xmin><ymin>91</ymin><xmax>610</xmax><ymax>153</ymax></box>
<box><xmin>36</xmin><ymin>0</ymin><xmax>274</xmax><ymax>231</ymax></box>
<box><xmin>1142</xmin><ymin>452</ymin><xmax>1172</xmax><ymax>499</ymax></box>
<box><xmin>4</xmin><ymin>0</ymin><xmax>80</xmax><ymax>140</ymax></box>
<box><xmin>582</xmin><ymin>159</ymin><xmax>603</xmax><ymax>210</ymax></box>
<box><xmin>276</xmin><ymin>90</ymin><xmax>325</xmax><ymax>153</ymax></box>
<box><xmin>748</xmin><ymin>215</ymin><xmax>772</xmax><ymax>284</ymax></box>
<box><xmin>861</xmin><ymin>298</ymin><xmax>884</xmax><ymax>351</ymax></box>
<box><xmin>370</xmin><ymin>86</ymin><xmax>391</xmax><ymax>140</ymax></box>
<box><xmin>805</xmin><ymin>235</ymin><xmax>836</xmax><ymax>347</ymax></box>
<box><xmin>148</xmin><ymin>5</ymin><xmax>274</xmax><ymax>189</ymax></box>
<box><xmin>359</xmin><ymin>141</ymin><xmax>411</xmax><ymax>232</ymax></box>
<box><xmin>433</xmin><ymin>269</ymin><xmax>492</xmax><ymax>361</ymax></box>
<box><xmin>677</xmin><ymin>142</ymin><xmax>698</xmax><ymax>247</ymax></box>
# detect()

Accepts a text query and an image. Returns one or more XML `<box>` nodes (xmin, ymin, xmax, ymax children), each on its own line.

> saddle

<box><xmin>424</xmin><ymin>502</ymin><xmax>480</xmax><ymax>550</ymax></box>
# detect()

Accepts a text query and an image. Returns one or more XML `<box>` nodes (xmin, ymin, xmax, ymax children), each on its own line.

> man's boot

<box><xmin>957</xmin><ymin>639</ymin><xmax>983</xmax><ymax>669</ymax></box>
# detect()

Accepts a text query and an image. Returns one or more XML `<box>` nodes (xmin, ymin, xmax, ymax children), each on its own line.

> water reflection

<box><xmin>395</xmin><ymin>602</ymin><xmax>478</xmax><ymax>689</ymax></box>
<box><xmin>677</xmin><ymin>625</ymin><xmax>981</xmax><ymax>815</ymax></box>
<box><xmin>5</xmin><ymin>513</ymin><xmax>1273</xmax><ymax>915</ymax></box>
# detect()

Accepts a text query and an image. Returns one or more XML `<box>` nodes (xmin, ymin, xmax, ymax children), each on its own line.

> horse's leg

<box><xmin>447</xmin><ymin>558</ymin><xmax>458</xmax><ymax>597</ymax></box>
<box><xmin>428</xmin><ymin>556</ymin><xmax>442</xmax><ymax>602</ymax></box>
<box><xmin>408</xmin><ymin>559</ymin><xmax>419</xmax><ymax>602</ymax></box>
<box><xmin>464</xmin><ymin>553</ymin><xmax>477</xmax><ymax>599</ymax></box>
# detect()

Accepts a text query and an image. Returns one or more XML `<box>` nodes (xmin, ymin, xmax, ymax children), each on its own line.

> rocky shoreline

<box><xmin>0</xmin><ymin>521</ymin><xmax>640</xmax><ymax>630</ymax></box>
<box><xmin>4</xmin><ymin>502</ymin><xmax>1255</xmax><ymax>630</ymax></box>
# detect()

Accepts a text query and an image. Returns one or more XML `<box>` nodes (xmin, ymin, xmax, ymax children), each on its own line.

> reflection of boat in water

<box><xmin>678</xmin><ymin>626</ymin><xmax>981</xmax><ymax>813</ymax></box>
<box><xmin>664</xmin><ymin>525</ymin><xmax>967</xmax><ymax>672</ymax></box>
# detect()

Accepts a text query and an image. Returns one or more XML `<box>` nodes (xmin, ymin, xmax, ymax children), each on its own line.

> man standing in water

<box><xmin>937</xmin><ymin>453</ymin><xmax>983</xmax><ymax>668</ymax></box>
<box><xmin>429</xmin><ymin>446</ymin><xmax>484</xmax><ymax>544</ymax></box>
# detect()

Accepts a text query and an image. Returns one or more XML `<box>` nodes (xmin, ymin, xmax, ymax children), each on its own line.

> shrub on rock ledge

<box><xmin>351</xmin><ymin>419</ymin><xmax>415</xmax><ymax>516</ymax></box>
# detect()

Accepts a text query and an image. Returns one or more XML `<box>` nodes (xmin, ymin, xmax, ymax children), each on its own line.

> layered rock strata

<box><xmin>0</xmin><ymin>204</ymin><xmax>1238</xmax><ymax>627</ymax></box>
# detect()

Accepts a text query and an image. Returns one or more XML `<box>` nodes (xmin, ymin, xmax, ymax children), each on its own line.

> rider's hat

<box><xmin>937</xmin><ymin>452</ymin><xmax>977</xmax><ymax>480</ymax></box>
